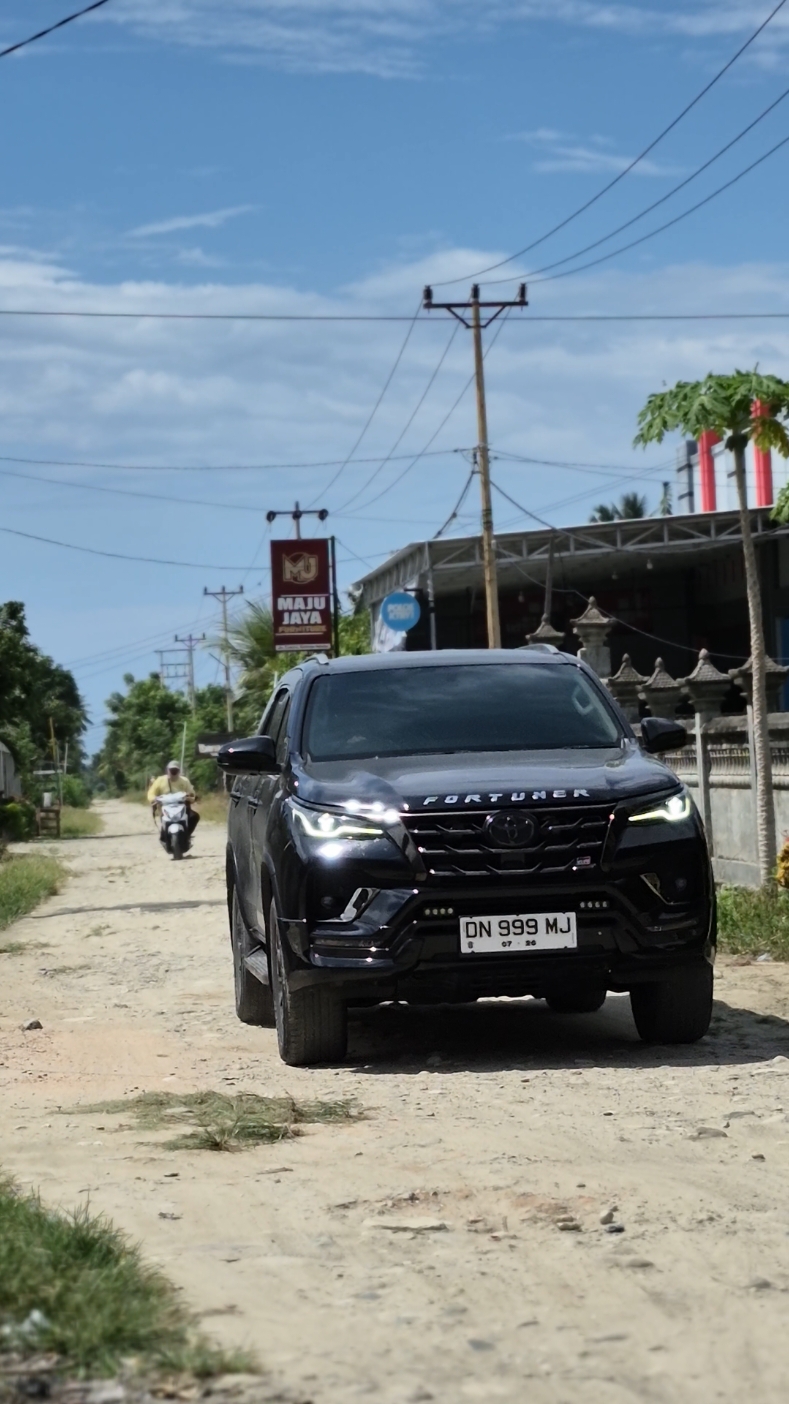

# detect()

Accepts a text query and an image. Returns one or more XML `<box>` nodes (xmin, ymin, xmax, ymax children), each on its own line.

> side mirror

<box><xmin>640</xmin><ymin>716</ymin><xmax>687</xmax><ymax>755</ymax></box>
<box><xmin>217</xmin><ymin>735</ymin><xmax>278</xmax><ymax>774</ymax></box>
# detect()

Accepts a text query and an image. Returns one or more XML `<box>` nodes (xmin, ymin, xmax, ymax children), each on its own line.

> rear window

<box><xmin>302</xmin><ymin>664</ymin><xmax>621</xmax><ymax>761</ymax></box>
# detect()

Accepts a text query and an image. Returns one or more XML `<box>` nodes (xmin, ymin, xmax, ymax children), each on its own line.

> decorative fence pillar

<box><xmin>606</xmin><ymin>654</ymin><xmax>646</xmax><ymax>723</ymax></box>
<box><xmin>639</xmin><ymin>658</ymin><xmax>683</xmax><ymax>717</ymax></box>
<box><xmin>571</xmin><ymin>597</ymin><xmax>612</xmax><ymax>679</ymax></box>
<box><xmin>678</xmin><ymin>649</ymin><xmax>731</xmax><ymax>848</ymax></box>
<box><xmin>729</xmin><ymin>654</ymin><xmax>789</xmax><ymax>713</ymax></box>
<box><xmin>526</xmin><ymin>615</ymin><xmax>565</xmax><ymax>648</ymax></box>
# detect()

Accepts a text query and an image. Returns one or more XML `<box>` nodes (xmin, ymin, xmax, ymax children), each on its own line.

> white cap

<box><xmin>167</xmin><ymin>759</ymin><xmax>180</xmax><ymax>771</ymax></box>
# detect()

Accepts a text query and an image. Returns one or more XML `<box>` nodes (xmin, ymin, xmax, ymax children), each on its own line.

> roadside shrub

<box><xmin>0</xmin><ymin>800</ymin><xmax>37</xmax><ymax>843</ymax></box>
<box><xmin>717</xmin><ymin>884</ymin><xmax>789</xmax><ymax>960</ymax></box>
<box><xmin>60</xmin><ymin>776</ymin><xmax>91</xmax><ymax>809</ymax></box>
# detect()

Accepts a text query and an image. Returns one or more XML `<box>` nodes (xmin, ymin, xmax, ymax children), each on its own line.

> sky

<box><xmin>3</xmin><ymin>0</ymin><xmax>789</xmax><ymax>746</ymax></box>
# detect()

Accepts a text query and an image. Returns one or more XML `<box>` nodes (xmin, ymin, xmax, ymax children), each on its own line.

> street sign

<box><xmin>271</xmin><ymin>538</ymin><xmax>333</xmax><ymax>653</ymax></box>
<box><xmin>195</xmin><ymin>732</ymin><xmax>236</xmax><ymax>759</ymax></box>
<box><xmin>380</xmin><ymin>591</ymin><xmax>421</xmax><ymax>632</ymax></box>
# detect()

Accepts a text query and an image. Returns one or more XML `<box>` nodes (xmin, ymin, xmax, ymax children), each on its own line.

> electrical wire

<box><xmin>0</xmin><ymin>464</ymin><xmax>263</xmax><ymax>512</ymax></box>
<box><xmin>530</xmin><ymin>129</ymin><xmax>789</xmax><ymax>286</ymax></box>
<box><xmin>433</xmin><ymin>467</ymin><xmax>476</xmax><ymax>539</ymax></box>
<box><xmin>491</xmin><ymin>449</ymin><xmax>675</xmax><ymax>477</ymax></box>
<box><xmin>308</xmin><ymin>300</ymin><xmax>422</xmax><ymax>502</ymax></box>
<box><xmin>432</xmin><ymin>0</ymin><xmax>789</xmax><ymax>287</ymax></box>
<box><xmin>0</xmin><ymin>0</ymin><xmax>112</xmax><ymax>61</ymax></box>
<box><xmin>3</xmin><ymin>306</ymin><xmax>789</xmax><ymax>323</ymax></box>
<box><xmin>334</xmin><ymin>322</ymin><xmax>461</xmax><ymax>513</ymax></box>
<box><xmin>348</xmin><ymin>310</ymin><xmax>513</xmax><ymax>515</ymax></box>
<box><xmin>0</xmin><ymin>448</ymin><xmax>460</xmax><ymax>473</ymax></box>
<box><xmin>0</xmin><ymin>524</ymin><xmax>376</xmax><ymax>572</ymax></box>
<box><xmin>484</xmin><ymin>79</ymin><xmax>789</xmax><ymax>286</ymax></box>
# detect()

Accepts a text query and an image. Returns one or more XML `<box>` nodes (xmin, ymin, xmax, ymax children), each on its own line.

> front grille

<box><xmin>403</xmin><ymin>805</ymin><xmax>612</xmax><ymax>880</ymax></box>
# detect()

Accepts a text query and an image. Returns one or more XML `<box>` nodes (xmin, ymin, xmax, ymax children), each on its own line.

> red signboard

<box><xmin>271</xmin><ymin>538</ymin><xmax>333</xmax><ymax>653</ymax></box>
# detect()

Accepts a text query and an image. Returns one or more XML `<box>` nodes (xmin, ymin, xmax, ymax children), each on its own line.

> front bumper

<box><xmin>279</xmin><ymin>878</ymin><xmax>714</xmax><ymax>1000</ymax></box>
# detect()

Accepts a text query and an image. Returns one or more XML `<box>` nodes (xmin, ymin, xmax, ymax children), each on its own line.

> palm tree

<box><xmin>635</xmin><ymin>370</ymin><xmax>789</xmax><ymax>886</ymax></box>
<box><xmin>589</xmin><ymin>492</ymin><xmax>648</xmax><ymax>523</ymax></box>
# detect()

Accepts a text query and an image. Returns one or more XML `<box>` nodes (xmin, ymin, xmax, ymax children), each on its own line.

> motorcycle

<box><xmin>153</xmin><ymin>791</ymin><xmax>192</xmax><ymax>860</ymax></box>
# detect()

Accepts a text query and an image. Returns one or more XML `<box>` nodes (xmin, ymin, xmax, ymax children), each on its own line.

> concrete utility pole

<box><xmin>156</xmin><ymin>647</ymin><xmax>190</xmax><ymax>692</ymax></box>
<box><xmin>423</xmin><ymin>282</ymin><xmax>528</xmax><ymax>649</ymax></box>
<box><xmin>203</xmin><ymin>586</ymin><xmax>244</xmax><ymax>731</ymax></box>
<box><xmin>174</xmin><ymin>633</ymin><xmax>206</xmax><ymax>714</ymax></box>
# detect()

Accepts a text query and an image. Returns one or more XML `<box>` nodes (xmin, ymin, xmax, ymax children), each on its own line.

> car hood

<box><xmin>292</xmin><ymin>743</ymin><xmax>679</xmax><ymax>813</ymax></box>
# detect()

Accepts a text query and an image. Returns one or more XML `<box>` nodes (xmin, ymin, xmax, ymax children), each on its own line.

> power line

<box><xmin>3</xmin><ymin>306</ymin><xmax>789</xmax><ymax>323</ymax></box>
<box><xmin>0</xmin><ymin>523</ymin><xmax>371</xmax><ymax>571</ymax></box>
<box><xmin>334</xmin><ymin>322</ymin><xmax>461</xmax><ymax>513</ymax></box>
<box><xmin>491</xmin><ymin>449</ymin><xmax>675</xmax><ymax>476</ymax></box>
<box><xmin>529</xmin><ymin>129</ymin><xmax>789</xmax><ymax>286</ymax></box>
<box><xmin>484</xmin><ymin>79</ymin><xmax>789</xmax><ymax>286</ymax></box>
<box><xmin>0</xmin><ymin>448</ymin><xmax>460</xmax><ymax>473</ymax></box>
<box><xmin>434</xmin><ymin>465</ymin><xmax>476</xmax><ymax>539</ymax></box>
<box><xmin>349</xmin><ymin>310</ymin><xmax>513</xmax><ymax>515</ymax></box>
<box><xmin>432</xmin><ymin>0</ymin><xmax>789</xmax><ymax>287</ymax></box>
<box><xmin>0</xmin><ymin>464</ymin><xmax>263</xmax><ymax>512</ymax></box>
<box><xmin>0</xmin><ymin>0</ymin><xmax>112</xmax><ymax>61</ymax></box>
<box><xmin>310</xmin><ymin>300</ymin><xmax>422</xmax><ymax>502</ymax></box>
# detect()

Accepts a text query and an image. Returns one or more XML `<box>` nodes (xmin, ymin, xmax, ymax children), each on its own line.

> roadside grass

<box><xmin>73</xmin><ymin>1090</ymin><xmax>363</xmax><ymax>1152</ymax></box>
<box><xmin>59</xmin><ymin>807</ymin><xmax>103</xmax><ymax>840</ymax></box>
<box><xmin>717</xmin><ymin>885</ymin><xmax>789</xmax><ymax>960</ymax></box>
<box><xmin>125</xmin><ymin>790</ymin><xmax>228</xmax><ymax>826</ymax></box>
<box><xmin>0</xmin><ymin>854</ymin><xmax>65</xmax><ymax>931</ymax></box>
<box><xmin>0</xmin><ymin>1173</ymin><xmax>254</xmax><ymax>1380</ymax></box>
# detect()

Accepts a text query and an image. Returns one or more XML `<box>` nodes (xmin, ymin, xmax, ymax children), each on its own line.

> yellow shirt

<box><xmin>147</xmin><ymin>773</ymin><xmax>195</xmax><ymax>802</ymax></box>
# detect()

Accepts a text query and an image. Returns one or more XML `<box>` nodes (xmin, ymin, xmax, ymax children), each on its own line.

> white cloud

<box><xmin>128</xmin><ymin>206</ymin><xmax>254</xmax><ymax>238</ymax></box>
<box><xmin>95</xmin><ymin>2</ymin><xmax>789</xmax><ymax>77</ymax></box>
<box><xmin>512</xmin><ymin>129</ymin><xmax>684</xmax><ymax>177</ymax></box>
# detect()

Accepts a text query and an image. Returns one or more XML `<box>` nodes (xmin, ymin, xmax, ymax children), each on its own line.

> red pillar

<box><xmin>752</xmin><ymin>400</ymin><xmax>774</xmax><ymax>507</ymax></box>
<box><xmin>698</xmin><ymin>430</ymin><xmax>720</xmax><ymax>512</ymax></box>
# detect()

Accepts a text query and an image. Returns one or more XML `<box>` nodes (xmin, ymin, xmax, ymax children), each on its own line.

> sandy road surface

<box><xmin>3</xmin><ymin>801</ymin><xmax>789</xmax><ymax>1403</ymax></box>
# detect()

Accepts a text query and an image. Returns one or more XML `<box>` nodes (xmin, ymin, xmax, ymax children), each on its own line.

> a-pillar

<box><xmin>752</xmin><ymin>400</ymin><xmax>774</xmax><ymax>508</ymax></box>
<box><xmin>698</xmin><ymin>430</ymin><xmax>720</xmax><ymax>512</ymax></box>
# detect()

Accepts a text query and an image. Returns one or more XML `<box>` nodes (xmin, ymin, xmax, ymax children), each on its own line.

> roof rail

<box><xmin>519</xmin><ymin>642</ymin><xmax>561</xmax><ymax>654</ymax></box>
<box><xmin>303</xmin><ymin>653</ymin><xmax>331</xmax><ymax>667</ymax></box>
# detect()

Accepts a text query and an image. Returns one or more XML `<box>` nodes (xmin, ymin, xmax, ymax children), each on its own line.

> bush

<box><xmin>60</xmin><ymin>776</ymin><xmax>91</xmax><ymax>809</ymax></box>
<box><xmin>0</xmin><ymin>800</ymin><xmax>37</xmax><ymax>843</ymax></box>
<box><xmin>0</xmin><ymin>853</ymin><xmax>64</xmax><ymax>929</ymax></box>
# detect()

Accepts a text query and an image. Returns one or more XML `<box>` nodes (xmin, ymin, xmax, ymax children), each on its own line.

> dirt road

<box><xmin>2</xmin><ymin>800</ymin><xmax>789</xmax><ymax>1403</ymax></box>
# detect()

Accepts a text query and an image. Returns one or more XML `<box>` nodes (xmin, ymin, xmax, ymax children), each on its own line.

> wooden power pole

<box><xmin>423</xmin><ymin>282</ymin><xmax>528</xmax><ymax>649</ymax></box>
<box><xmin>203</xmin><ymin>586</ymin><xmax>244</xmax><ymax>731</ymax></box>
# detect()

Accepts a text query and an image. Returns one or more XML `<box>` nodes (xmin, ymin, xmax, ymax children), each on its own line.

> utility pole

<box><xmin>423</xmin><ymin>282</ymin><xmax>528</xmax><ymax>649</ymax></box>
<box><xmin>174</xmin><ymin>633</ymin><xmax>206</xmax><ymax>714</ymax></box>
<box><xmin>676</xmin><ymin>439</ymin><xmax>697</xmax><ymax>514</ymax></box>
<box><xmin>204</xmin><ymin>586</ymin><xmax>244</xmax><ymax>731</ymax></box>
<box><xmin>156</xmin><ymin>647</ymin><xmax>190</xmax><ymax>692</ymax></box>
<box><xmin>266</xmin><ymin>504</ymin><xmax>329</xmax><ymax>538</ymax></box>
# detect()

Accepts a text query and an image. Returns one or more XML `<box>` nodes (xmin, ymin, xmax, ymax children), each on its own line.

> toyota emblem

<box><xmin>485</xmin><ymin>810</ymin><xmax>537</xmax><ymax>849</ymax></box>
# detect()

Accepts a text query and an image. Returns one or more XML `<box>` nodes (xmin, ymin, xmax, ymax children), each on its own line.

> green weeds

<box><xmin>0</xmin><ymin>854</ymin><xmax>65</xmax><ymax>931</ymax></box>
<box><xmin>717</xmin><ymin>884</ymin><xmax>789</xmax><ymax>960</ymax></box>
<box><xmin>0</xmin><ymin>1174</ymin><xmax>253</xmax><ymax>1379</ymax></box>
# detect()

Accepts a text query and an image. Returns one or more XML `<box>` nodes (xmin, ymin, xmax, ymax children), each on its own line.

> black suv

<box><xmin>218</xmin><ymin>649</ymin><xmax>715</xmax><ymax>1066</ymax></box>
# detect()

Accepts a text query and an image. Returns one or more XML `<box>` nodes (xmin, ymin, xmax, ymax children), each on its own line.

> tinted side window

<box><xmin>262</xmin><ymin>689</ymin><xmax>288</xmax><ymax>743</ymax></box>
<box><xmin>275</xmin><ymin>699</ymin><xmax>292</xmax><ymax>765</ymax></box>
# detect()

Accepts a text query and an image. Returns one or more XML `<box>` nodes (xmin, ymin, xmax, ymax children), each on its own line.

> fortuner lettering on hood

<box><xmin>420</xmin><ymin>790</ymin><xmax>591</xmax><ymax>805</ymax></box>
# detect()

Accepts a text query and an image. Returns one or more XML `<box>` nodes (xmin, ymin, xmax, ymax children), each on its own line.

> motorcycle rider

<box><xmin>147</xmin><ymin>760</ymin><xmax>200</xmax><ymax>836</ymax></box>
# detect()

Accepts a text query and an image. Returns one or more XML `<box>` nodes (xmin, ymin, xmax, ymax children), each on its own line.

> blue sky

<box><xmin>2</xmin><ymin>0</ymin><xmax>789</xmax><ymax>744</ymax></box>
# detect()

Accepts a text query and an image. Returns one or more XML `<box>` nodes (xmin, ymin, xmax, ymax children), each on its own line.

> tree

<box><xmin>95</xmin><ymin>676</ymin><xmax>234</xmax><ymax>794</ymax></box>
<box><xmin>634</xmin><ymin>370</ymin><xmax>789</xmax><ymax>886</ymax></box>
<box><xmin>0</xmin><ymin>601</ymin><xmax>88</xmax><ymax>793</ymax></box>
<box><xmin>589</xmin><ymin>492</ymin><xmax>648</xmax><ymax>523</ymax></box>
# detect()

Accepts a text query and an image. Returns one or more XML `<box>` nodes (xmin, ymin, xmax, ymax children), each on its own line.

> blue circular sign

<box><xmin>381</xmin><ymin>591</ymin><xmax>421</xmax><ymax>632</ymax></box>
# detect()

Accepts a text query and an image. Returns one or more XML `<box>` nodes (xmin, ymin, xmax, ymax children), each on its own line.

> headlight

<box><xmin>291</xmin><ymin>803</ymin><xmax>393</xmax><ymax>840</ymax></box>
<box><xmin>629</xmin><ymin>790</ymin><xmax>693</xmax><ymax>825</ymax></box>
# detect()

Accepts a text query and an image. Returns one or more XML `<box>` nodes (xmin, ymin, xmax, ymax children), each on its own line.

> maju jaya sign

<box><xmin>271</xmin><ymin>538</ymin><xmax>333</xmax><ymax>652</ymax></box>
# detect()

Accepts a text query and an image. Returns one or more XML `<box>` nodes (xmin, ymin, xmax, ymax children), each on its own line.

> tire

<box><xmin>546</xmin><ymin>987</ymin><xmax>607</xmax><ymax>1015</ymax></box>
<box><xmin>268</xmin><ymin>899</ymin><xmax>347</xmax><ymax>1066</ymax></box>
<box><xmin>171</xmin><ymin>831</ymin><xmax>184</xmax><ymax>860</ymax></box>
<box><xmin>630</xmin><ymin>963</ymin><xmax>713</xmax><ymax>1044</ymax></box>
<box><xmin>231</xmin><ymin>888</ymin><xmax>275</xmax><ymax>1027</ymax></box>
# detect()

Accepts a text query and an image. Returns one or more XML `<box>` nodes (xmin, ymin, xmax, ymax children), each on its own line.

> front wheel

<box><xmin>171</xmin><ymin>829</ymin><xmax>185</xmax><ymax>860</ymax></box>
<box><xmin>630</xmin><ymin>963</ymin><xmax>713</xmax><ymax>1044</ymax></box>
<box><xmin>269</xmin><ymin>899</ymin><xmax>347</xmax><ymax>1066</ymax></box>
<box><xmin>231</xmin><ymin>889</ymin><xmax>275</xmax><ymax>1026</ymax></box>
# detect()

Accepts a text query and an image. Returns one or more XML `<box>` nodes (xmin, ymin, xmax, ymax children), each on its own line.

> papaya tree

<box><xmin>634</xmin><ymin>370</ymin><xmax>789</xmax><ymax>886</ymax></box>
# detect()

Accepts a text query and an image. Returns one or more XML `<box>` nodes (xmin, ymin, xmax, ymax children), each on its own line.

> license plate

<box><xmin>459</xmin><ymin>912</ymin><xmax>577</xmax><ymax>955</ymax></box>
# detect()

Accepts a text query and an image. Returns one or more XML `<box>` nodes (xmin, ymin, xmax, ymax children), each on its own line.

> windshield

<box><xmin>302</xmin><ymin>663</ymin><xmax>622</xmax><ymax>761</ymax></box>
